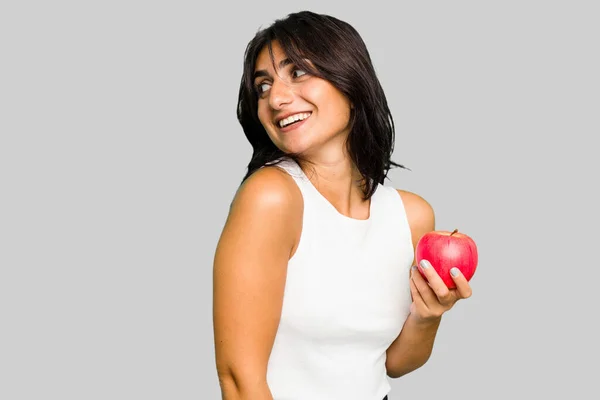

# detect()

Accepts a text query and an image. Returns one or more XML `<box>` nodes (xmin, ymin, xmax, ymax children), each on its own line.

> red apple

<box><xmin>415</xmin><ymin>229</ymin><xmax>478</xmax><ymax>289</ymax></box>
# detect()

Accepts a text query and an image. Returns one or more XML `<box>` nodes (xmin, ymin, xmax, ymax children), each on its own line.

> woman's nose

<box><xmin>268</xmin><ymin>80</ymin><xmax>294</xmax><ymax>110</ymax></box>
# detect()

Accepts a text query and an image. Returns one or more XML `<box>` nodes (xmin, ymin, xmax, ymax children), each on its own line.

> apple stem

<box><xmin>451</xmin><ymin>229</ymin><xmax>458</xmax><ymax>236</ymax></box>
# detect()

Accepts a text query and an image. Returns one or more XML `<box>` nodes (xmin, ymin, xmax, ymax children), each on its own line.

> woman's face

<box><xmin>253</xmin><ymin>41</ymin><xmax>352</xmax><ymax>156</ymax></box>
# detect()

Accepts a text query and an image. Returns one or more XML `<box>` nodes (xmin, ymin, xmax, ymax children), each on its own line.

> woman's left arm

<box><xmin>385</xmin><ymin>190</ymin><xmax>473</xmax><ymax>378</ymax></box>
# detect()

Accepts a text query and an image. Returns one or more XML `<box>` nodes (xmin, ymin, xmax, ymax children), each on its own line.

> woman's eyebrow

<box><xmin>253</xmin><ymin>58</ymin><xmax>293</xmax><ymax>81</ymax></box>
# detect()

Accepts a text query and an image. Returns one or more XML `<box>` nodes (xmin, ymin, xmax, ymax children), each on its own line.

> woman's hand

<box><xmin>408</xmin><ymin>259</ymin><xmax>473</xmax><ymax>325</ymax></box>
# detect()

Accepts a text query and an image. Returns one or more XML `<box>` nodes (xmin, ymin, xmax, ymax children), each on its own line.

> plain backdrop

<box><xmin>1</xmin><ymin>0</ymin><xmax>599</xmax><ymax>399</ymax></box>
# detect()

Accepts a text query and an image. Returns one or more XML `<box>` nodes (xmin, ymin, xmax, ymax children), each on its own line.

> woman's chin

<box><xmin>276</xmin><ymin>139</ymin><xmax>312</xmax><ymax>156</ymax></box>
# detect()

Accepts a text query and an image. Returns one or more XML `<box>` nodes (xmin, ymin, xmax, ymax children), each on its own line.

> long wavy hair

<box><xmin>236</xmin><ymin>10</ymin><xmax>409</xmax><ymax>200</ymax></box>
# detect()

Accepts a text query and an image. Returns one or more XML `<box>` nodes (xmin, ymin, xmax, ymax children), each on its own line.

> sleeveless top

<box><xmin>264</xmin><ymin>157</ymin><xmax>414</xmax><ymax>400</ymax></box>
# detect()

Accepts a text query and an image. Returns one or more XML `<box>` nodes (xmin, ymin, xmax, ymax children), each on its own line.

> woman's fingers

<box><xmin>411</xmin><ymin>264</ymin><xmax>442</xmax><ymax>307</ymax></box>
<box><xmin>409</xmin><ymin>271</ymin><xmax>425</xmax><ymax>306</ymax></box>
<box><xmin>418</xmin><ymin>260</ymin><xmax>453</xmax><ymax>306</ymax></box>
<box><xmin>449</xmin><ymin>267</ymin><xmax>473</xmax><ymax>299</ymax></box>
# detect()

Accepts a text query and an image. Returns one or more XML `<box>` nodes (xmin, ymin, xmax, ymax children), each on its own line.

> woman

<box><xmin>213</xmin><ymin>10</ymin><xmax>473</xmax><ymax>400</ymax></box>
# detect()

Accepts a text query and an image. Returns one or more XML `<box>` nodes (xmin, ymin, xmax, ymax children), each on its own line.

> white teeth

<box><xmin>279</xmin><ymin>112</ymin><xmax>311</xmax><ymax>128</ymax></box>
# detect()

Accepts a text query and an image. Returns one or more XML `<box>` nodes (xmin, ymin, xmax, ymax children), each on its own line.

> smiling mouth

<box><xmin>277</xmin><ymin>112</ymin><xmax>312</xmax><ymax>129</ymax></box>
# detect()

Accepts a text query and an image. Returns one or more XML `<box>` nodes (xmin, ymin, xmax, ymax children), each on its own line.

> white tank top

<box><xmin>264</xmin><ymin>158</ymin><xmax>414</xmax><ymax>400</ymax></box>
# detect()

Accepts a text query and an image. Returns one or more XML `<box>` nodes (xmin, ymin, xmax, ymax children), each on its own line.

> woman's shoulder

<box><xmin>392</xmin><ymin>188</ymin><xmax>436</xmax><ymax>248</ymax></box>
<box><xmin>232</xmin><ymin>165</ymin><xmax>304</xmax><ymax>216</ymax></box>
<box><xmin>219</xmin><ymin>165</ymin><xmax>304</xmax><ymax>261</ymax></box>
<box><xmin>394</xmin><ymin>189</ymin><xmax>434</xmax><ymax>216</ymax></box>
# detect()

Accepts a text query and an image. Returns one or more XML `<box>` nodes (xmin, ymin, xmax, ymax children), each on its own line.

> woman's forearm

<box><xmin>384</xmin><ymin>314</ymin><xmax>442</xmax><ymax>378</ymax></box>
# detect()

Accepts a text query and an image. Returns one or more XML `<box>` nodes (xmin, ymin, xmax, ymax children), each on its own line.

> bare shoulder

<box><xmin>224</xmin><ymin>165</ymin><xmax>304</xmax><ymax>256</ymax></box>
<box><xmin>218</xmin><ymin>165</ymin><xmax>304</xmax><ymax>270</ymax></box>
<box><xmin>231</xmin><ymin>165</ymin><xmax>303</xmax><ymax>218</ymax></box>
<box><xmin>395</xmin><ymin>189</ymin><xmax>436</xmax><ymax>255</ymax></box>
<box><xmin>396</xmin><ymin>189</ymin><xmax>435</xmax><ymax>229</ymax></box>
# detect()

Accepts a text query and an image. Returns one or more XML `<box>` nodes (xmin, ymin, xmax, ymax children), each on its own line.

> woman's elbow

<box><xmin>217</xmin><ymin>371</ymin><xmax>237</xmax><ymax>399</ymax></box>
<box><xmin>216</xmin><ymin>364</ymin><xmax>271</xmax><ymax>400</ymax></box>
<box><xmin>386</xmin><ymin>358</ymin><xmax>429</xmax><ymax>379</ymax></box>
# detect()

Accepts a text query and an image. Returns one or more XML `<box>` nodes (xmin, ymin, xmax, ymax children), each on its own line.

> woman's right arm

<box><xmin>213</xmin><ymin>167</ymin><xmax>302</xmax><ymax>400</ymax></box>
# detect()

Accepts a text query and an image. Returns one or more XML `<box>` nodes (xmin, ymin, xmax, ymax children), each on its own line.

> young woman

<box><xmin>213</xmin><ymin>11</ymin><xmax>473</xmax><ymax>400</ymax></box>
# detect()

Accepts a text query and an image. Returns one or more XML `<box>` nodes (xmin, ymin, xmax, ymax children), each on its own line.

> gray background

<box><xmin>1</xmin><ymin>0</ymin><xmax>598</xmax><ymax>399</ymax></box>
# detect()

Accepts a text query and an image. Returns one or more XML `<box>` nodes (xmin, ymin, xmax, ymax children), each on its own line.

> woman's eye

<box><xmin>257</xmin><ymin>82</ymin><xmax>271</xmax><ymax>94</ymax></box>
<box><xmin>292</xmin><ymin>69</ymin><xmax>307</xmax><ymax>78</ymax></box>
